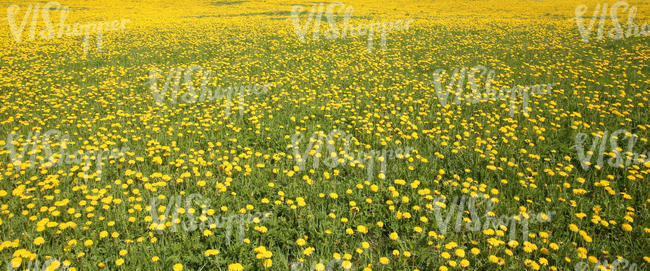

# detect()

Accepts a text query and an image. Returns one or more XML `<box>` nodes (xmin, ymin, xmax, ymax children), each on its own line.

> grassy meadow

<box><xmin>0</xmin><ymin>0</ymin><xmax>649</xmax><ymax>270</ymax></box>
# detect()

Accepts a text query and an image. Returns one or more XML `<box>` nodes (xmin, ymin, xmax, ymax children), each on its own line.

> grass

<box><xmin>0</xmin><ymin>0</ymin><xmax>649</xmax><ymax>270</ymax></box>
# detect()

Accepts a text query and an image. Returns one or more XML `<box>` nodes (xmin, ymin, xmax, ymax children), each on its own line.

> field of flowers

<box><xmin>0</xmin><ymin>0</ymin><xmax>649</xmax><ymax>270</ymax></box>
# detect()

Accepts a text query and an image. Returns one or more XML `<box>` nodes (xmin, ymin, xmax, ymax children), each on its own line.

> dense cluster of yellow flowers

<box><xmin>0</xmin><ymin>0</ymin><xmax>648</xmax><ymax>270</ymax></box>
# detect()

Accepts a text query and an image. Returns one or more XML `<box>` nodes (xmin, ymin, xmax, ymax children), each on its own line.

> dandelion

<box><xmin>228</xmin><ymin>263</ymin><xmax>244</xmax><ymax>271</ymax></box>
<box><xmin>622</xmin><ymin>224</ymin><xmax>633</xmax><ymax>231</ymax></box>
<box><xmin>471</xmin><ymin>248</ymin><xmax>480</xmax><ymax>255</ymax></box>
<box><xmin>204</xmin><ymin>249</ymin><xmax>220</xmax><ymax>256</ymax></box>
<box><xmin>34</xmin><ymin>237</ymin><xmax>45</xmax><ymax>245</ymax></box>
<box><xmin>304</xmin><ymin>247</ymin><xmax>315</xmax><ymax>256</ymax></box>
